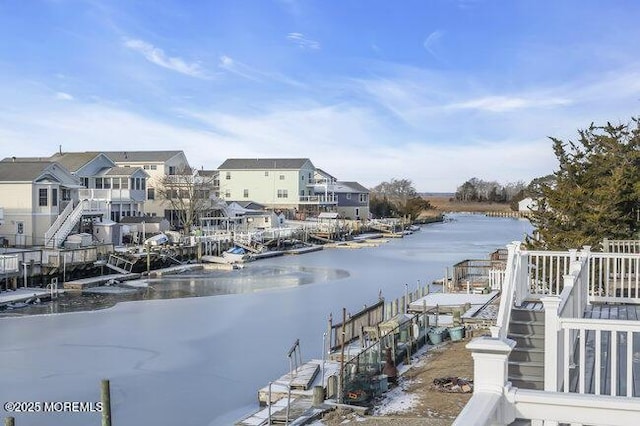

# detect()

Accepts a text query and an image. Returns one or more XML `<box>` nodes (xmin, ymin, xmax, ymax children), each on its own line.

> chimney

<box><xmin>59</xmin><ymin>144</ymin><xmax>62</xmax><ymax>154</ymax></box>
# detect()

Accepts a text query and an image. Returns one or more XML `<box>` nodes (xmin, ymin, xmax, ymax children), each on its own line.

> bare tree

<box><xmin>155</xmin><ymin>167</ymin><xmax>220</xmax><ymax>234</ymax></box>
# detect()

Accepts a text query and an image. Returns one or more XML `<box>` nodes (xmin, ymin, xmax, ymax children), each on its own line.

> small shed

<box><xmin>93</xmin><ymin>220</ymin><xmax>122</xmax><ymax>246</ymax></box>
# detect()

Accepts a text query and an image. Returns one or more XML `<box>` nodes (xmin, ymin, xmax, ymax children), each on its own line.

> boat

<box><xmin>222</xmin><ymin>246</ymin><xmax>249</xmax><ymax>263</ymax></box>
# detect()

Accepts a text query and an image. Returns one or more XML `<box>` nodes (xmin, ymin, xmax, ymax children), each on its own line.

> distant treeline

<box><xmin>454</xmin><ymin>177</ymin><xmax>527</xmax><ymax>204</ymax></box>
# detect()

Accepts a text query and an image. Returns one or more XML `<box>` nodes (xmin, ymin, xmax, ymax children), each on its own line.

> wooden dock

<box><xmin>257</xmin><ymin>360</ymin><xmax>340</xmax><ymax>405</ymax></box>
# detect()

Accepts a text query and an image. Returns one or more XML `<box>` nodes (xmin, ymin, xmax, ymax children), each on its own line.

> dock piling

<box><xmin>101</xmin><ymin>379</ymin><xmax>112</xmax><ymax>426</ymax></box>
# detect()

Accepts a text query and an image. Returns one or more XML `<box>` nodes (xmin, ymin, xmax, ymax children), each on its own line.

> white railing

<box><xmin>488</xmin><ymin>269</ymin><xmax>506</xmax><ymax>290</ymax></box>
<box><xmin>47</xmin><ymin>200</ymin><xmax>108</xmax><ymax>247</ymax></box>
<box><xmin>458</xmin><ymin>242</ymin><xmax>640</xmax><ymax>426</ymax></box>
<box><xmin>492</xmin><ymin>242</ymin><xmax>522</xmax><ymax>339</ymax></box>
<box><xmin>602</xmin><ymin>238</ymin><xmax>640</xmax><ymax>253</ymax></box>
<box><xmin>78</xmin><ymin>188</ymin><xmax>145</xmax><ymax>202</ymax></box>
<box><xmin>526</xmin><ymin>250</ymin><xmax>576</xmax><ymax>297</ymax></box>
<box><xmin>44</xmin><ymin>201</ymin><xmax>74</xmax><ymax>246</ymax></box>
<box><xmin>0</xmin><ymin>255</ymin><xmax>19</xmax><ymax>273</ymax></box>
<box><xmin>589</xmin><ymin>252</ymin><xmax>640</xmax><ymax>304</ymax></box>
<box><xmin>298</xmin><ymin>195</ymin><xmax>337</xmax><ymax>204</ymax></box>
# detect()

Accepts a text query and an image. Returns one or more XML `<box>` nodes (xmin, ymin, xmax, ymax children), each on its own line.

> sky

<box><xmin>1</xmin><ymin>0</ymin><xmax>639</xmax><ymax>192</ymax></box>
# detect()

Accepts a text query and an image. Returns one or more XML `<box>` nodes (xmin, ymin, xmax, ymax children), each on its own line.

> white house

<box><xmin>49</xmin><ymin>152</ymin><xmax>148</xmax><ymax>221</ymax></box>
<box><xmin>0</xmin><ymin>160</ymin><xmax>82</xmax><ymax>247</ymax></box>
<box><xmin>518</xmin><ymin>197</ymin><xmax>539</xmax><ymax>213</ymax></box>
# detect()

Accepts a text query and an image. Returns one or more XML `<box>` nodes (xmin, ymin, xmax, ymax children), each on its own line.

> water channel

<box><xmin>0</xmin><ymin>213</ymin><xmax>533</xmax><ymax>425</ymax></box>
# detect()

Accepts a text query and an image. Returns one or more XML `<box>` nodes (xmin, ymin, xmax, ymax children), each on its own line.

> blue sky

<box><xmin>1</xmin><ymin>0</ymin><xmax>639</xmax><ymax>192</ymax></box>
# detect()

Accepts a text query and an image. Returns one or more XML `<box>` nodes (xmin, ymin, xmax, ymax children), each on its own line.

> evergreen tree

<box><xmin>529</xmin><ymin>119</ymin><xmax>640</xmax><ymax>249</ymax></box>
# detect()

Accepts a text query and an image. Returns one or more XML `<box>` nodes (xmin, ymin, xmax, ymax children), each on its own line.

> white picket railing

<box><xmin>589</xmin><ymin>252</ymin><xmax>640</xmax><ymax>304</ymax></box>
<box><xmin>456</xmin><ymin>242</ymin><xmax>640</xmax><ymax>426</ymax></box>
<box><xmin>44</xmin><ymin>202</ymin><xmax>74</xmax><ymax>246</ymax></box>
<box><xmin>488</xmin><ymin>269</ymin><xmax>506</xmax><ymax>290</ymax></box>
<box><xmin>46</xmin><ymin>200</ymin><xmax>108</xmax><ymax>247</ymax></box>
<box><xmin>0</xmin><ymin>255</ymin><xmax>19</xmax><ymax>273</ymax></box>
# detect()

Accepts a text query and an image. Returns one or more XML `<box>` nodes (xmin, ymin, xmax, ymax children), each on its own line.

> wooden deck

<box><xmin>569</xmin><ymin>304</ymin><xmax>640</xmax><ymax>397</ymax></box>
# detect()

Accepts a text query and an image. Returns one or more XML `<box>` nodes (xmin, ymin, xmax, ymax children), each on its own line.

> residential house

<box><xmin>517</xmin><ymin>197</ymin><xmax>539</xmax><ymax>213</ymax></box>
<box><xmin>217</xmin><ymin>158</ymin><xmax>337</xmax><ymax>217</ymax></box>
<box><xmin>0</xmin><ymin>160</ymin><xmax>81</xmax><ymax>246</ymax></box>
<box><xmin>49</xmin><ymin>152</ymin><xmax>148</xmax><ymax>221</ymax></box>
<box><xmin>98</xmin><ymin>151</ymin><xmax>190</xmax><ymax>220</ymax></box>
<box><xmin>332</xmin><ymin>181</ymin><xmax>370</xmax><ymax>220</ymax></box>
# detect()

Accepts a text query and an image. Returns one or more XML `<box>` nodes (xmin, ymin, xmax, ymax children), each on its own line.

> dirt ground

<box><xmin>319</xmin><ymin>338</ymin><xmax>476</xmax><ymax>426</ymax></box>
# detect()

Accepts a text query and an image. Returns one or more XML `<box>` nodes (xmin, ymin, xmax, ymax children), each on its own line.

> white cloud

<box><xmin>123</xmin><ymin>38</ymin><xmax>209</xmax><ymax>78</ymax></box>
<box><xmin>423</xmin><ymin>30</ymin><xmax>444</xmax><ymax>58</ymax></box>
<box><xmin>218</xmin><ymin>55</ymin><xmax>261</xmax><ymax>81</ymax></box>
<box><xmin>55</xmin><ymin>92</ymin><xmax>74</xmax><ymax>101</ymax></box>
<box><xmin>447</xmin><ymin>95</ymin><xmax>572</xmax><ymax>112</ymax></box>
<box><xmin>286</xmin><ymin>32</ymin><xmax>320</xmax><ymax>50</ymax></box>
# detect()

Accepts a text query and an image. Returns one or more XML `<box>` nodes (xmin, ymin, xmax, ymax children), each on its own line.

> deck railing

<box><xmin>0</xmin><ymin>254</ymin><xmax>19</xmax><ymax>274</ymax></box>
<box><xmin>588</xmin><ymin>252</ymin><xmax>640</xmax><ymax>304</ymax></box>
<box><xmin>456</xmin><ymin>241</ymin><xmax>640</xmax><ymax>425</ymax></box>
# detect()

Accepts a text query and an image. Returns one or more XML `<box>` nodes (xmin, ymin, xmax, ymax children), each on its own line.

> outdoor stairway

<box><xmin>508</xmin><ymin>303</ymin><xmax>545</xmax><ymax>390</ymax></box>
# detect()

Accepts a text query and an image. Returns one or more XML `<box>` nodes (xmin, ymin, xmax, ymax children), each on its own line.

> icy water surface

<box><xmin>0</xmin><ymin>214</ymin><xmax>532</xmax><ymax>426</ymax></box>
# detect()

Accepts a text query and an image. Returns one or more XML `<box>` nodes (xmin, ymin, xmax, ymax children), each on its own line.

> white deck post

<box><xmin>467</xmin><ymin>337</ymin><xmax>516</xmax><ymax>394</ymax></box>
<box><xmin>455</xmin><ymin>337</ymin><xmax>516</xmax><ymax>425</ymax></box>
<box><xmin>541</xmin><ymin>296</ymin><xmax>561</xmax><ymax>392</ymax></box>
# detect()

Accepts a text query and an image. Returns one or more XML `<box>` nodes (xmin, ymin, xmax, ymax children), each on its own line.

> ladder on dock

<box><xmin>105</xmin><ymin>254</ymin><xmax>136</xmax><ymax>274</ymax></box>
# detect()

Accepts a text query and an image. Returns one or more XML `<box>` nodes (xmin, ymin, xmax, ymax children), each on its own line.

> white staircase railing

<box><xmin>492</xmin><ymin>241</ymin><xmax>522</xmax><ymax>339</ymax></box>
<box><xmin>46</xmin><ymin>200</ymin><xmax>106</xmax><ymax>248</ymax></box>
<box><xmin>44</xmin><ymin>202</ymin><xmax>74</xmax><ymax>247</ymax></box>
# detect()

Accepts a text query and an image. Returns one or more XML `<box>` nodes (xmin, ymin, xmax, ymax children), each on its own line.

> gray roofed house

<box><xmin>101</xmin><ymin>151</ymin><xmax>185</xmax><ymax>163</ymax></box>
<box><xmin>218</xmin><ymin>158</ymin><xmax>313</xmax><ymax>170</ymax></box>
<box><xmin>0</xmin><ymin>161</ymin><xmax>78</xmax><ymax>183</ymax></box>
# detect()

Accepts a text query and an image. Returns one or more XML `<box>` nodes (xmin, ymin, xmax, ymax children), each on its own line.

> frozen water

<box><xmin>0</xmin><ymin>214</ymin><xmax>532</xmax><ymax>425</ymax></box>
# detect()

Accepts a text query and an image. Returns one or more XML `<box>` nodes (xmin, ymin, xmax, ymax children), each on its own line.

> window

<box><xmin>147</xmin><ymin>188</ymin><xmax>155</xmax><ymax>200</ymax></box>
<box><xmin>346</xmin><ymin>193</ymin><xmax>351</xmax><ymax>200</ymax></box>
<box><xmin>52</xmin><ymin>188</ymin><xmax>58</xmax><ymax>207</ymax></box>
<box><xmin>113</xmin><ymin>178</ymin><xmax>120</xmax><ymax>189</ymax></box>
<box><xmin>264</xmin><ymin>171</ymin><xmax>269</xmax><ymax>177</ymax></box>
<box><xmin>143</xmin><ymin>165</ymin><xmax>150</xmax><ymax>170</ymax></box>
<box><xmin>355</xmin><ymin>208</ymin><xmax>360</xmax><ymax>218</ymax></box>
<box><xmin>95</xmin><ymin>178</ymin><xmax>103</xmax><ymax>189</ymax></box>
<box><xmin>225</xmin><ymin>191</ymin><xmax>231</xmax><ymax>198</ymax></box>
<box><xmin>103</xmin><ymin>178</ymin><xmax>111</xmax><ymax>189</ymax></box>
<box><xmin>279</xmin><ymin>175</ymin><xmax>285</xmax><ymax>180</ymax></box>
<box><xmin>226</xmin><ymin>172</ymin><xmax>231</xmax><ymax>180</ymax></box>
<box><xmin>277</xmin><ymin>189</ymin><xmax>288</xmax><ymax>198</ymax></box>
<box><xmin>62</xmin><ymin>188</ymin><xmax>71</xmax><ymax>201</ymax></box>
<box><xmin>17</xmin><ymin>222</ymin><xmax>24</xmax><ymax>234</ymax></box>
<box><xmin>141</xmin><ymin>178</ymin><xmax>146</xmax><ymax>191</ymax></box>
<box><xmin>82</xmin><ymin>177</ymin><xmax>89</xmax><ymax>188</ymax></box>
<box><xmin>359</xmin><ymin>194</ymin><xmax>368</xmax><ymax>203</ymax></box>
<box><xmin>150</xmin><ymin>164</ymin><xmax>157</xmax><ymax>170</ymax></box>
<box><xmin>38</xmin><ymin>188</ymin><xmax>48</xmax><ymax>206</ymax></box>
<box><xmin>169</xmin><ymin>166</ymin><xmax>176</xmax><ymax>175</ymax></box>
<box><xmin>121</xmin><ymin>178</ymin><xmax>129</xmax><ymax>189</ymax></box>
<box><xmin>243</xmin><ymin>189</ymin><xmax>249</xmax><ymax>198</ymax></box>
<box><xmin>309</xmin><ymin>172</ymin><xmax>312</xmax><ymax>179</ymax></box>
<box><xmin>301</xmin><ymin>175</ymin><xmax>305</xmax><ymax>181</ymax></box>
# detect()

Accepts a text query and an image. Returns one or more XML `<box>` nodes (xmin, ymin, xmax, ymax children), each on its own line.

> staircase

<box><xmin>507</xmin><ymin>306</ymin><xmax>545</xmax><ymax>390</ymax></box>
<box><xmin>44</xmin><ymin>200</ymin><xmax>104</xmax><ymax>248</ymax></box>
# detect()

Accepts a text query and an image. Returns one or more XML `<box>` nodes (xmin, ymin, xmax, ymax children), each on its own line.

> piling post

<box><xmin>4</xmin><ymin>417</ymin><xmax>15</xmax><ymax>426</ymax></box>
<box><xmin>339</xmin><ymin>307</ymin><xmax>347</xmax><ymax>403</ymax></box>
<box><xmin>146</xmin><ymin>242</ymin><xmax>151</xmax><ymax>274</ymax></box>
<box><xmin>101</xmin><ymin>379</ymin><xmax>112</xmax><ymax>426</ymax></box>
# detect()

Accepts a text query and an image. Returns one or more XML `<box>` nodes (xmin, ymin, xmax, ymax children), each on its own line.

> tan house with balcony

<box><xmin>217</xmin><ymin>158</ymin><xmax>337</xmax><ymax>217</ymax></box>
<box><xmin>0</xmin><ymin>160</ymin><xmax>81</xmax><ymax>247</ymax></box>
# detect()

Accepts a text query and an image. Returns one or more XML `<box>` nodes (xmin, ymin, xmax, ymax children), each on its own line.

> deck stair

<box><xmin>44</xmin><ymin>200</ymin><xmax>104</xmax><ymax>247</ymax></box>
<box><xmin>105</xmin><ymin>254</ymin><xmax>136</xmax><ymax>274</ymax></box>
<box><xmin>508</xmin><ymin>304</ymin><xmax>545</xmax><ymax>390</ymax></box>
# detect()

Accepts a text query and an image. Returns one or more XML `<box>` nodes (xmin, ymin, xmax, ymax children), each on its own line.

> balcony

<box><xmin>298</xmin><ymin>195</ymin><xmax>337</xmax><ymax>205</ymax></box>
<box><xmin>79</xmin><ymin>188</ymin><xmax>146</xmax><ymax>203</ymax></box>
